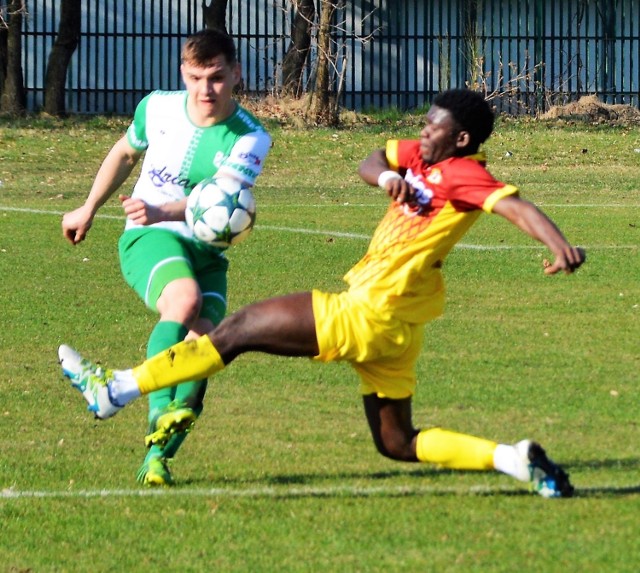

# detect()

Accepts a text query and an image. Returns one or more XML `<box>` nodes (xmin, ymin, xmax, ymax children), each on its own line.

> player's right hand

<box><xmin>543</xmin><ymin>246</ymin><xmax>586</xmax><ymax>275</ymax></box>
<box><xmin>62</xmin><ymin>206</ymin><xmax>94</xmax><ymax>245</ymax></box>
<box><xmin>386</xmin><ymin>179</ymin><xmax>416</xmax><ymax>204</ymax></box>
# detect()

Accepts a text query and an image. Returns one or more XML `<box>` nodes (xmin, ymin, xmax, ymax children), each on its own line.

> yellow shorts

<box><xmin>312</xmin><ymin>289</ymin><xmax>425</xmax><ymax>399</ymax></box>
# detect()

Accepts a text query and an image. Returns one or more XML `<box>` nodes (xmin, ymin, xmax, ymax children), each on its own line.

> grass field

<box><xmin>1</xmin><ymin>115</ymin><xmax>639</xmax><ymax>572</ymax></box>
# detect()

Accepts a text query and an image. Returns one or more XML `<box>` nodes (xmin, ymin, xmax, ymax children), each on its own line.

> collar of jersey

<box><xmin>461</xmin><ymin>151</ymin><xmax>486</xmax><ymax>162</ymax></box>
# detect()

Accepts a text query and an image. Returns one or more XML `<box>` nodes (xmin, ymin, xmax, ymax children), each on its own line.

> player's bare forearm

<box><xmin>159</xmin><ymin>198</ymin><xmax>189</xmax><ymax>222</ymax></box>
<box><xmin>86</xmin><ymin>137</ymin><xmax>142</xmax><ymax>213</ymax></box>
<box><xmin>119</xmin><ymin>196</ymin><xmax>187</xmax><ymax>225</ymax></box>
<box><xmin>492</xmin><ymin>195</ymin><xmax>586</xmax><ymax>274</ymax></box>
<box><xmin>358</xmin><ymin>149</ymin><xmax>390</xmax><ymax>186</ymax></box>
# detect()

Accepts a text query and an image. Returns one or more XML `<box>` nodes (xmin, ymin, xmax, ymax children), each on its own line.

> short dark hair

<box><xmin>182</xmin><ymin>29</ymin><xmax>237</xmax><ymax>66</ymax></box>
<box><xmin>433</xmin><ymin>89</ymin><xmax>494</xmax><ymax>146</ymax></box>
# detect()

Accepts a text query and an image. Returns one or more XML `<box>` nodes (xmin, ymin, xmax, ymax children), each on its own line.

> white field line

<box><xmin>2</xmin><ymin>483</ymin><xmax>633</xmax><ymax>500</ymax></box>
<box><xmin>1</xmin><ymin>204</ymin><xmax>638</xmax><ymax>250</ymax></box>
<box><xmin>0</xmin><ymin>483</ymin><xmax>522</xmax><ymax>500</ymax></box>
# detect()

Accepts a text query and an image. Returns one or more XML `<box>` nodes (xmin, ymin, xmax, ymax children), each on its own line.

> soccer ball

<box><xmin>186</xmin><ymin>177</ymin><xmax>256</xmax><ymax>248</ymax></box>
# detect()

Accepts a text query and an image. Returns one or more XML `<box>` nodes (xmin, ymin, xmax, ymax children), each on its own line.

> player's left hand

<box><xmin>118</xmin><ymin>194</ymin><xmax>162</xmax><ymax>225</ymax></box>
<box><xmin>543</xmin><ymin>246</ymin><xmax>586</xmax><ymax>275</ymax></box>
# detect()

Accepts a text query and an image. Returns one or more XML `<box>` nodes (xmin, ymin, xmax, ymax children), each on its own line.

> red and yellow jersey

<box><xmin>344</xmin><ymin>139</ymin><xmax>518</xmax><ymax>323</ymax></box>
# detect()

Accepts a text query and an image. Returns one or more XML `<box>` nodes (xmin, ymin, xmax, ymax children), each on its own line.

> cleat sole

<box><xmin>144</xmin><ymin>410</ymin><xmax>196</xmax><ymax>448</ymax></box>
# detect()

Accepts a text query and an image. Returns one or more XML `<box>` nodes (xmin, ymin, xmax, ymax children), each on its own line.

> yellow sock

<box><xmin>133</xmin><ymin>335</ymin><xmax>224</xmax><ymax>395</ymax></box>
<box><xmin>415</xmin><ymin>427</ymin><xmax>497</xmax><ymax>471</ymax></box>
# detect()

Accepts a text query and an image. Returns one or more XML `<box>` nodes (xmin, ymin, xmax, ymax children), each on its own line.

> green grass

<box><xmin>1</xmin><ymin>116</ymin><xmax>639</xmax><ymax>572</ymax></box>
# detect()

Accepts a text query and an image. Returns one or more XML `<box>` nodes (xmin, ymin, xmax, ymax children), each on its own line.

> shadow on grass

<box><xmin>565</xmin><ymin>457</ymin><xmax>640</xmax><ymax>471</ymax></box>
<box><xmin>574</xmin><ymin>485</ymin><xmax>640</xmax><ymax>497</ymax></box>
<box><xmin>179</xmin><ymin>458</ymin><xmax>640</xmax><ymax>499</ymax></box>
<box><xmin>564</xmin><ymin>457</ymin><xmax>640</xmax><ymax>497</ymax></box>
<box><xmin>185</xmin><ymin>466</ymin><xmax>442</xmax><ymax>488</ymax></box>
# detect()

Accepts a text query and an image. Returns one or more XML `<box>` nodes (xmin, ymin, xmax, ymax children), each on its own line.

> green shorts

<box><xmin>311</xmin><ymin>289</ymin><xmax>424</xmax><ymax>399</ymax></box>
<box><xmin>118</xmin><ymin>228</ymin><xmax>229</xmax><ymax>324</ymax></box>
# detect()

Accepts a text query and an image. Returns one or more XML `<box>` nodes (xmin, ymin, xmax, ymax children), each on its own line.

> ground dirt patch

<box><xmin>541</xmin><ymin>94</ymin><xmax>640</xmax><ymax>126</ymax></box>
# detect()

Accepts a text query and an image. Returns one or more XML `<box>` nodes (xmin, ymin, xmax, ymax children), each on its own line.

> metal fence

<box><xmin>21</xmin><ymin>0</ymin><xmax>640</xmax><ymax>115</ymax></box>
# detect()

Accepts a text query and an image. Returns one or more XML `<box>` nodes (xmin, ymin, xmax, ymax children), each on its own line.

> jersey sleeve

<box><xmin>481</xmin><ymin>184</ymin><xmax>519</xmax><ymax>213</ymax></box>
<box><xmin>447</xmin><ymin>159</ymin><xmax>518</xmax><ymax>212</ymax></box>
<box><xmin>125</xmin><ymin>93</ymin><xmax>153</xmax><ymax>151</ymax></box>
<box><xmin>216</xmin><ymin>129</ymin><xmax>272</xmax><ymax>186</ymax></box>
<box><xmin>385</xmin><ymin>139</ymin><xmax>421</xmax><ymax>172</ymax></box>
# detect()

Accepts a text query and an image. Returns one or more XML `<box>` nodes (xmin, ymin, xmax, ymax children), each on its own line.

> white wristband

<box><xmin>377</xmin><ymin>170</ymin><xmax>403</xmax><ymax>189</ymax></box>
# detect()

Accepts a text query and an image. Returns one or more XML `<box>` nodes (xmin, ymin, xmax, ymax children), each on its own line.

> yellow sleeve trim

<box><xmin>483</xmin><ymin>184</ymin><xmax>519</xmax><ymax>213</ymax></box>
<box><xmin>385</xmin><ymin>140</ymin><xmax>400</xmax><ymax>171</ymax></box>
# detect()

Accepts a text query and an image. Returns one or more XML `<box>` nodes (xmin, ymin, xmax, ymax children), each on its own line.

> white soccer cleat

<box><xmin>514</xmin><ymin>439</ymin><xmax>574</xmax><ymax>498</ymax></box>
<box><xmin>58</xmin><ymin>344</ymin><xmax>122</xmax><ymax>420</ymax></box>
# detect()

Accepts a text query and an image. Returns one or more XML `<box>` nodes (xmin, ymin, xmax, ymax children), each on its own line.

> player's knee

<box><xmin>158</xmin><ymin>291</ymin><xmax>202</xmax><ymax>324</ymax></box>
<box><xmin>179</xmin><ymin>293</ymin><xmax>203</xmax><ymax>320</ymax></box>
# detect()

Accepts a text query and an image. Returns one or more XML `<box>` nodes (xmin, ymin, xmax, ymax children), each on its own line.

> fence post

<box><xmin>533</xmin><ymin>0</ymin><xmax>545</xmax><ymax>114</ymax></box>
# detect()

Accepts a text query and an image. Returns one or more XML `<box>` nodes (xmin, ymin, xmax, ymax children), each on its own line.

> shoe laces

<box><xmin>83</xmin><ymin>363</ymin><xmax>113</xmax><ymax>388</ymax></box>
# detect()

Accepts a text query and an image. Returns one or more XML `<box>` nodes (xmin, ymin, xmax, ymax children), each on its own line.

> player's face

<box><xmin>181</xmin><ymin>56</ymin><xmax>241</xmax><ymax>125</ymax></box>
<box><xmin>419</xmin><ymin>105</ymin><xmax>464</xmax><ymax>164</ymax></box>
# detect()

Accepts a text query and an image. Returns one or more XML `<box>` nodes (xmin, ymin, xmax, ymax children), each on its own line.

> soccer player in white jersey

<box><xmin>61</xmin><ymin>29</ymin><xmax>271</xmax><ymax>486</ymax></box>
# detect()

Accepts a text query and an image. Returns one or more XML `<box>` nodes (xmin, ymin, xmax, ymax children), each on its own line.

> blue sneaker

<box><xmin>58</xmin><ymin>344</ymin><xmax>122</xmax><ymax>420</ymax></box>
<box><xmin>516</xmin><ymin>440</ymin><xmax>574</xmax><ymax>498</ymax></box>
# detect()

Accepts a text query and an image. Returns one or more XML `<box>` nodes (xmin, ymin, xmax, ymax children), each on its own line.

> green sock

<box><xmin>145</xmin><ymin>321</ymin><xmax>209</xmax><ymax>463</ymax></box>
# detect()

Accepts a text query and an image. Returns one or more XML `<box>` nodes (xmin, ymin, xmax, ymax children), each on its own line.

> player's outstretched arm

<box><xmin>62</xmin><ymin>137</ymin><xmax>141</xmax><ymax>245</ymax></box>
<box><xmin>491</xmin><ymin>195</ymin><xmax>586</xmax><ymax>274</ymax></box>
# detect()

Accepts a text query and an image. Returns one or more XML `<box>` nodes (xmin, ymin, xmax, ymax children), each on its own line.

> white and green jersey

<box><xmin>124</xmin><ymin>90</ymin><xmax>271</xmax><ymax>237</ymax></box>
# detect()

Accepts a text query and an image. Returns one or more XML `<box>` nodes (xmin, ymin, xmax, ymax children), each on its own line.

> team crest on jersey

<box><xmin>213</xmin><ymin>151</ymin><xmax>226</xmax><ymax>168</ymax></box>
<box><xmin>427</xmin><ymin>168</ymin><xmax>443</xmax><ymax>185</ymax></box>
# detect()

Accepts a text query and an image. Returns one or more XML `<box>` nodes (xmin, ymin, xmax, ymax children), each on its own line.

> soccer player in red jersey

<box><xmin>60</xmin><ymin>89</ymin><xmax>585</xmax><ymax>497</ymax></box>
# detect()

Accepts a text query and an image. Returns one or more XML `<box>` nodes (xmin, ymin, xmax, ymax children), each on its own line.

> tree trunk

<box><xmin>0</xmin><ymin>22</ymin><xmax>7</xmax><ymax>95</ymax></box>
<box><xmin>309</xmin><ymin>0</ymin><xmax>340</xmax><ymax>126</ymax></box>
<box><xmin>43</xmin><ymin>0</ymin><xmax>81</xmax><ymax>116</ymax></box>
<box><xmin>0</xmin><ymin>0</ymin><xmax>25</xmax><ymax>114</ymax></box>
<box><xmin>202</xmin><ymin>0</ymin><xmax>228</xmax><ymax>34</ymax></box>
<box><xmin>282</xmin><ymin>0</ymin><xmax>315</xmax><ymax>97</ymax></box>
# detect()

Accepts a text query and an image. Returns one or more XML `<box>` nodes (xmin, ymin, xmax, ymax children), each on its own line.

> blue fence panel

<box><xmin>18</xmin><ymin>0</ymin><xmax>640</xmax><ymax>115</ymax></box>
